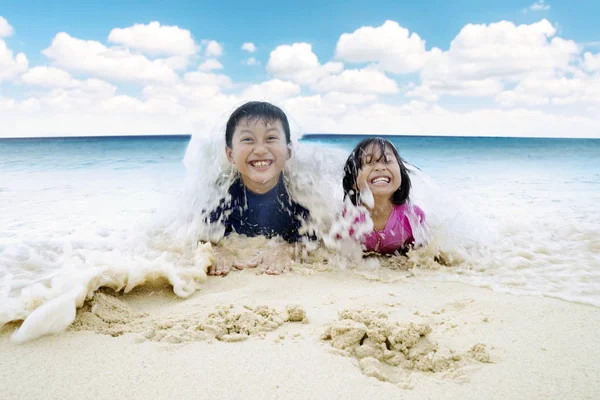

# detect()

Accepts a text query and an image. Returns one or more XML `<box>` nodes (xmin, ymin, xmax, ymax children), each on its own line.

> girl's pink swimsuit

<box><xmin>358</xmin><ymin>203</ymin><xmax>425</xmax><ymax>254</ymax></box>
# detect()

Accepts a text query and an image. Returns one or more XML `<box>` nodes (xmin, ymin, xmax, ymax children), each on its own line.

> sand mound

<box><xmin>321</xmin><ymin>308</ymin><xmax>491</xmax><ymax>385</ymax></box>
<box><xmin>72</xmin><ymin>292</ymin><xmax>307</xmax><ymax>343</ymax></box>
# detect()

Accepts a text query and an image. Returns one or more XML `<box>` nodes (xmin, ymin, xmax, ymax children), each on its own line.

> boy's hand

<box><xmin>209</xmin><ymin>241</ymin><xmax>307</xmax><ymax>276</ymax></box>
<box><xmin>258</xmin><ymin>245</ymin><xmax>294</xmax><ymax>275</ymax></box>
<box><xmin>208</xmin><ymin>246</ymin><xmax>235</xmax><ymax>276</ymax></box>
<box><xmin>208</xmin><ymin>246</ymin><xmax>263</xmax><ymax>276</ymax></box>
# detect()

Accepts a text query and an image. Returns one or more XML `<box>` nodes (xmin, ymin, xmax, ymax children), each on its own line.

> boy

<box><xmin>206</xmin><ymin>101</ymin><xmax>312</xmax><ymax>276</ymax></box>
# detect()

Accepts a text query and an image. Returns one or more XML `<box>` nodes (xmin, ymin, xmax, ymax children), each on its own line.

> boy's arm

<box><xmin>283</xmin><ymin>203</ymin><xmax>317</xmax><ymax>243</ymax></box>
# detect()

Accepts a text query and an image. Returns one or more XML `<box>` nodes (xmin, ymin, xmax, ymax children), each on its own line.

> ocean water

<box><xmin>1</xmin><ymin>134</ymin><xmax>599</xmax><ymax>341</ymax></box>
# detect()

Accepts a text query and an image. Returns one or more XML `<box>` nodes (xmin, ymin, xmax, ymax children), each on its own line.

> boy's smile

<box><xmin>226</xmin><ymin>117</ymin><xmax>290</xmax><ymax>194</ymax></box>
<box><xmin>248</xmin><ymin>160</ymin><xmax>273</xmax><ymax>170</ymax></box>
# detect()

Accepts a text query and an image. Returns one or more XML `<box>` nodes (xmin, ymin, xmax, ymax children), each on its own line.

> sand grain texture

<box><xmin>2</xmin><ymin>270</ymin><xmax>599</xmax><ymax>400</ymax></box>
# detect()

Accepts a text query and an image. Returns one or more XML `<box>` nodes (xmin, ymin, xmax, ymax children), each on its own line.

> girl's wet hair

<box><xmin>225</xmin><ymin>101</ymin><xmax>291</xmax><ymax>147</ymax></box>
<box><xmin>342</xmin><ymin>137</ymin><xmax>412</xmax><ymax>206</ymax></box>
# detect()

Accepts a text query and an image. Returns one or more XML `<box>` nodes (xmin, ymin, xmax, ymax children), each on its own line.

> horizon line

<box><xmin>0</xmin><ymin>133</ymin><xmax>599</xmax><ymax>140</ymax></box>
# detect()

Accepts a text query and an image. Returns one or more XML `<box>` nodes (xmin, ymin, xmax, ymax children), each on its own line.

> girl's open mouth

<box><xmin>371</xmin><ymin>176</ymin><xmax>390</xmax><ymax>185</ymax></box>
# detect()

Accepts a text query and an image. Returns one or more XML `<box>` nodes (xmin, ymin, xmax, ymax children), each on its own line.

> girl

<box><xmin>342</xmin><ymin>137</ymin><xmax>426</xmax><ymax>254</ymax></box>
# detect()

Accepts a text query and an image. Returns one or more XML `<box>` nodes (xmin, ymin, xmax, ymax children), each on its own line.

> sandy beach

<box><xmin>2</xmin><ymin>267</ymin><xmax>598</xmax><ymax>400</ymax></box>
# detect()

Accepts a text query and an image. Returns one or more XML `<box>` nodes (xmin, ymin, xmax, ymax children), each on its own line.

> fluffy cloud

<box><xmin>21</xmin><ymin>66</ymin><xmax>117</xmax><ymax>95</ymax></box>
<box><xmin>583</xmin><ymin>52</ymin><xmax>600</xmax><ymax>72</ymax></box>
<box><xmin>267</xmin><ymin>42</ymin><xmax>343</xmax><ymax>85</ymax></box>
<box><xmin>21</xmin><ymin>66</ymin><xmax>78</xmax><ymax>87</ymax></box>
<box><xmin>335</xmin><ymin>20</ymin><xmax>428</xmax><ymax>74</ymax></box>
<box><xmin>0</xmin><ymin>16</ymin><xmax>14</xmax><ymax>37</ymax></box>
<box><xmin>42</xmin><ymin>32</ymin><xmax>179</xmax><ymax>84</ymax></box>
<box><xmin>322</xmin><ymin>91</ymin><xmax>378</xmax><ymax>105</ymax></box>
<box><xmin>303</xmin><ymin>102</ymin><xmax>600</xmax><ymax>138</ymax></box>
<box><xmin>108</xmin><ymin>21</ymin><xmax>197</xmax><ymax>57</ymax></box>
<box><xmin>240</xmin><ymin>79</ymin><xmax>301</xmax><ymax>102</ymax></box>
<box><xmin>496</xmin><ymin>75</ymin><xmax>600</xmax><ymax>107</ymax></box>
<box><xmin>410</xmin><ymin>19</ymin><xmax>579</xmax><ymax>100</ymax></box>
<box><xmin>204</xmin><ymin>40</ymin><xmax>223</xmax><ymax>57</ymax></box>
<box><xmin>183</xmin><ymin>71</ymin><xmax>232</xmax><ymax>87</ymax></box>
<box><xmin>3</xmin><ymin>17</ymin><xmax>600</xmax><ymax>139</ymax></box>
<box><xmin>244</xmin><ymin>57</ymin><xmax>259</xmax><ymax>66</ymax></box>
<box><xmin>0</xmin><ymin>16</ymin><xmax>27</xmax><ymax>81</ymax></box>
<box><xmin>242</xmin><ymin>42</ymin><xmax>256</xmax><ymax>53</ymax></box>
<box><xmin>314</xmin><ymin>68</ymin><xmax>398</xmax><ymax>94</ymax></box>
<box><xmin>198</xmin><ymin>59</ymin><xmax>223</xmax><ymax>71</ymax></box>
<box><xmin>0</xmin><ymin>40</ymin><xmax>28</xmax><ymax>82</ymax></box>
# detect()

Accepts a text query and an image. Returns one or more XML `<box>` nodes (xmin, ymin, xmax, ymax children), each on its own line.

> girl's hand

<box><xmin>357</xmin><ymin>166</ymin><xmax>375</xmax><ymax>208</ymax></box>
<box><xmin>357</xmin><ymin>166</ymin><xmax>371</xmax><ymax>191</ymax></box>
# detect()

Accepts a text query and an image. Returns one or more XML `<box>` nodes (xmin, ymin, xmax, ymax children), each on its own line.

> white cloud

<box><xmin>21</xmin><ymin>67</ymin><xmax>117</xmax><ymax>95</ymax></box>
<box><xmin>21</xmin><ymin>66</ymin><xmax>79</xmax><ymax>88</ymax></box>
<box><xmin>42</xmin><ymin>32</ymin><xmax>179</xmax><ymax>84</ymax></box>
<box><xmin>0</xmin><ymin>39</ymin><xmax>28</xmax><ymax>82</ymax></box>
<box><xmin>0</xmin><ymin>16</ymin><xmax>14</xmax><ymax>37</ymax></box>
<box><xmin>410</xmin><ymin>19</ymin><xmax>579</xmax><ymax>100</ymax></box>
<box><xmin>322</xmin><ymin>91</ymin><xmax>378</xmax><ymax>105</ymax></box>
<box><xmin>204</xmin><ymin>40</ymin><xmax>223</xmax><ymax>57</ymax></box>
<box><xmin>157</xmin><ymin>55</ymin><xmax>191</xmax><ymax>70</ymax></box>
<box><xmin>244</xmin><ymin>57</ymin><xmax>259</xmax><ymax>66</ymax></box>
<box><xmin>306</xmin><ymin>103</ymin><xmax>600</xmax><ymax>138</ymax></box>
<box><xmin>583</xmin><ymin>52</ymin><xmax>600</xmax><ymax>72</ymax></box>
<box><xmin>314</xmin><ymin>68</ymin><xmax>398</xmax><ymax>94</ymax></box>
<box><xmin>108</xmin><ymin>21</ymin><xmax>197</xmax><ymax>57</ymax></box>
<box><xmin>335</xmin><ymin>20</ymin><xmax>428</xmax><ymax>74</ymax></box>
<box><xmin>496</xmin><ymin>74</ymin><xmax>600</xmax><ymax>107</ymax></box>
<box><xmin>267</xmin><ymin>42</ymin><xmax>343</xmax><ymax>85</ymax></box>
<box><xmin>284</xmin><ymin>95</ymin><xmax>347</xmax><ymax>119</ymax></box>
<box><xmin>240</xmin><ymin>79</ymin><xmax>301</xmax><ymax>102</ymax></box>
<box><xmin>524</xmin><ymin>0</ymin><xmax>551</xmax><ymax>13</ymax></box>
<box><xmin>198</xmin><ymin>59</ymin><xmax>223</xmax><ymax>71</ymax></box>
<box><xmin>242</xmin><ymin>42</ymin><xmax>256</xmax><ymax>53</ymax></box>
<box><xmin>4</xmin><ymin>17</ymin><xmax>600</xmax><ymax>139</ymax></box>
<box><xmin>183</xmin><ymin>71</ymin><xmax>232</xmax><ymax>87</ymax></box>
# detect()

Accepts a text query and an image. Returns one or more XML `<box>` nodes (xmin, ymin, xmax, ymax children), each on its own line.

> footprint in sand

<box><xmin>321</xmin><ymin>308</ymin><xmax>492</xmax><ymax>387</ymax></box>
<box><xmin>71</xmin><ymin>292</ymin><xmax>308</xmax><ymax>344</ymax></box>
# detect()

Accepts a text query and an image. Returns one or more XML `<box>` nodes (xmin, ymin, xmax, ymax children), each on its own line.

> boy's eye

<box><xmin>240</xmin><ymin>137</ymin><xmax>253</xmax><ymax>143</ymax></box>
<box><xmin>267</xmin><ymin>136</ymin><xmax>279</xmax><ymax>141</ymax></box>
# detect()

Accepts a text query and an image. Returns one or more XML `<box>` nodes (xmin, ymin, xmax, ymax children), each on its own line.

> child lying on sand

<box><xmin>206</xmin><ymin>101</ymin><xmax>313</xmax><ymax>276</ymax></box>
<box><xmin>341</xmin><ymin>137</ymin><xmax>426</xmax><ymax>255</ymax></box>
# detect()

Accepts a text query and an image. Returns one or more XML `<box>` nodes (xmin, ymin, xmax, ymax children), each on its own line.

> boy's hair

<box><xmin>225</xmin><ymin>101</ymin><xmax>291</xmax><ymax>147</ymax></box>
<box><xmin>342</xmin><ymin>137</ymin><xmax>412</xmax><ymax>206</ymax></box>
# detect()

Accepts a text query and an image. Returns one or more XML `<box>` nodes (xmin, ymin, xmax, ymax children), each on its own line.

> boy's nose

<box><xmin>252</xmin><ymin>145</ymin><xmax>268</xmax><ymax>155</ymax></box>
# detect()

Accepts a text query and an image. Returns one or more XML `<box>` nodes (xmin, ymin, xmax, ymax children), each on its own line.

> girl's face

<box><xmin>359</xmin><ymin>144</ymin><xmax>402</xmax><ymax>200</ymax></box>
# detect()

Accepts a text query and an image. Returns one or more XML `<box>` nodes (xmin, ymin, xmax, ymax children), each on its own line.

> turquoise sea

<box><xmin>1</xmin><ymin>134</ymin><xmax>599</xmax><ymax>340</ymax></box>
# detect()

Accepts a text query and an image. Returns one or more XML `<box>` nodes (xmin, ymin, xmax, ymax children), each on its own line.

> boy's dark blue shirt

<box><xmin>208</xmin><ymin>176</ymin><xmax>311</xmax><ymax>243</ymax></box>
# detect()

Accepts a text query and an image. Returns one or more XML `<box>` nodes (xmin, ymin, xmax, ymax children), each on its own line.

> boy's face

<box><xmin>226</xmin><ymin>117</ymin><xmax>290</xmax><ymax>194</ymax></box>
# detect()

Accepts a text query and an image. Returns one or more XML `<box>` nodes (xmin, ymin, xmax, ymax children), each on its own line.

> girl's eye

<box><xmin>240</xmin><ymin>137</ymin><xmax>253</xmax><ymax>143</ymax></box>
<box><xmin>267</xmin><ymin>136</ymin><xmax>279</xmax><ymax>141</ymax></box>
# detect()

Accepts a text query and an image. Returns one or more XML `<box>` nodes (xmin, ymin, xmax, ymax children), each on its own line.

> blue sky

<box><xmin>1</xmin><ymin>0</ymin><xmax>600</xmax><ymax>137</ymax></box>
